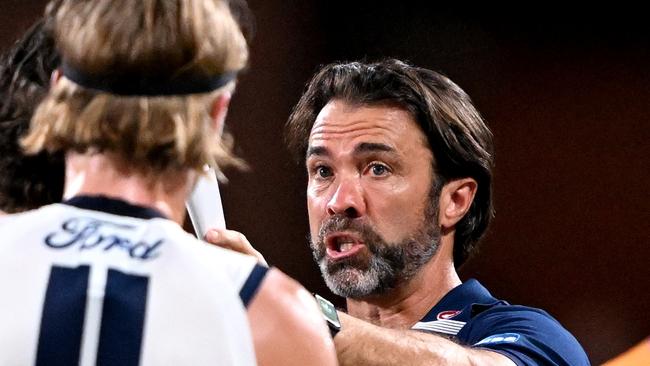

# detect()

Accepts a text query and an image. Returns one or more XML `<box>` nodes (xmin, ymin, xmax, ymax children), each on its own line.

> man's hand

<box><xmin>204</xmin><ymin>228</ymin><xmax>268</xmax><ymax>266</ymax></box>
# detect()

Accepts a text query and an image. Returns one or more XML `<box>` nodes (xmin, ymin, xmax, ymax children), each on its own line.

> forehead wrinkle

<box><xmin>308</xmin><ymin>100</ymin><xmax>429</xmax><ymax>159</ymax></box>
<box><xmin>309</xmin><ymin>119</ymin><xmax>401</xmax><ymax>142</ymax></box>
<box><xmin>309</xmin><ymin>99</ymin><xmax>413</xmax><ymax>139</ymax></box>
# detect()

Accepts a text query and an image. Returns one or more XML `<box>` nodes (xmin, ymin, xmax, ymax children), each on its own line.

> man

<box><xmin>281</xmin><ymin>59</ymin><xmax>589</xmax><ymax>365</ymax></box>
<box><xmin>0</xmin><ymin>0</ymin><xmax>336</xmax><ymax>365</ymax></box>
<box><xmin>0</xmin><ymin>19</ymin><xmax>64</xmax><ymax>215</ymax></box>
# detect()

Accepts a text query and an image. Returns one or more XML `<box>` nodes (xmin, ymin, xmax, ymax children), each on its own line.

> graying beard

<box><xmin>318</xmin><ymin>235</ymin><xmax>438</xmax><ymax>298</ymax></box>
<box><xmin>311</xmin><ymin>181</ymin><xmax>442</xmax><ymax>298</ymax></box>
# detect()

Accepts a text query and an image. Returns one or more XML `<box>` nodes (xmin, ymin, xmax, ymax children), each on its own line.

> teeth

<box><xmin>332</xmin><ymin>236</ymin><xmax>358</xmax><ymax>253</ymax></box>
<box><xmin>340</xmin><ymin>243</ymin><xmax>354</xmax><ymax>252</ymax></box>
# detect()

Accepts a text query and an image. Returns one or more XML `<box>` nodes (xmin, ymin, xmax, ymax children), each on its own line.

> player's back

<box><xmin>0</xmin><ymin>195</ymin><xmax>260</xmax><ymax>366</ymax></box>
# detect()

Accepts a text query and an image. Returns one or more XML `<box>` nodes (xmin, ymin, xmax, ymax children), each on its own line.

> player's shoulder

<box><xmin>255</xmin><ymin>267</ymin><xmax>332</xmax><ymax>335</ymax></box>
<box><xmin>162</xmin><ymin>222</ymin><xmax>258</xmax><ymax>265</ymax></box>
<box><xmin>247</xmin><ymin>267</ymin><xmax>337</xmax><ymax>365</ymax></box>
<box><xmin>155</xmin><ymin>222</ymin><xmax>261</xmax><ymax>285</ymax></box>
<box><xmin>0</xmin><ymin>203</ymin><xmax>62</xmax><ymax>227</ymax></box>
<box><xmin>258</xmin><ymin>268</ymin><xmax>305</xmax><ymax>300</ymax></box>
<box><xmin>248</xmin><ymin>267</ymin><xmax>316</xmax><ymax>322</ymax></box>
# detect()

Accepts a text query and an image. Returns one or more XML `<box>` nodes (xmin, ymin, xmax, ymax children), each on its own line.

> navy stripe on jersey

<box><xmin>239</xmin><ymin>264</ymin><xmax>269</xmax><ymax>307</ymax></box>
<box><xmin>96</xmin><ymin>269</ymin><xmax>149</xmax><ymax>366</ymax></box>
<box><xmin>64</xmin><ymin>195</ymin><xmax>167</xmax><ymax>220</ymax></box>
<box><xmin>36</xmin><ymin>265</ymin><xmax>90</xmax><ymax>366</ymax></box>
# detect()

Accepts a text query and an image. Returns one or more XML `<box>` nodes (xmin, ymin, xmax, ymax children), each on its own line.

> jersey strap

<box><xmin>239</xmin><ymin>264</ymin><xmax>269</xmax><ymax>307</ymax></box>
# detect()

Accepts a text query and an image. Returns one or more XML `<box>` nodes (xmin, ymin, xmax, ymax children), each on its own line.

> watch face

<box><xmin>315</xmin><ymin>294</ymin><xmax>341</xmax><ymax>329</ymax></box>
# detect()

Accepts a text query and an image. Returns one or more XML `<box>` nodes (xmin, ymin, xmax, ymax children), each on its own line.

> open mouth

<box><xmin>325</xmin><ymin>232</ymin><xmax>366</xmax><ymax>260</ymax></box>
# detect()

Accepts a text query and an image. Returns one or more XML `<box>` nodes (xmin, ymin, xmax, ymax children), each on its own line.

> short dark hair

<box><xmin>286</xmin><ymin>59</ymin><xmax>495</xmax><ymax>266</ymax></box>
<box><xmin>0</xmin><ymin>19</ymin><xmax>64</xmax><ymax>213</ymax></box>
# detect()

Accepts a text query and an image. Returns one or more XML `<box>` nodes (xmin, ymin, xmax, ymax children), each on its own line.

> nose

<box><xmin>326</xmin><ymin>176</ymin><xmax>366</xmax><ymax>218</ymax></box>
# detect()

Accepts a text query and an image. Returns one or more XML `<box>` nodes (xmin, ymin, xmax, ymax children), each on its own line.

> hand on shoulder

<box><xmin>204</xmin><ymin>228</ymin><xmax>268</xmax><ymax>266</ymax></box>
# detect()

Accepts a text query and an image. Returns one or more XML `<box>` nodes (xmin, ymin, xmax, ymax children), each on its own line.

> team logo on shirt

<box><xmin>44</xmin><ymin>217</ymin><xmax>164</xmax><ymax>260</ymax></box>
<box><xmin>437</xmin><ymin>310</ymin><xmax>461</xmax><ymax>320</ymax></box>
<box><xmin>475</xmin><ymin>333</ymin><xmax>521</xmax><ymax>345</ymax></box>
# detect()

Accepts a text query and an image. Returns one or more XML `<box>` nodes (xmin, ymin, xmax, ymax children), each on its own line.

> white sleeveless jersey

<box><xmin>0</xmin><ymin>196</ymin><xmax>266</xmax><ymax>366</ymax></box>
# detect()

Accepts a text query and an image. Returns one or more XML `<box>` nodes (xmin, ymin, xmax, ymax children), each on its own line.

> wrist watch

<box><xmin>314</xmin><ymin>294</ymin><xmax>341</xmax><ymax>337</ymax></box>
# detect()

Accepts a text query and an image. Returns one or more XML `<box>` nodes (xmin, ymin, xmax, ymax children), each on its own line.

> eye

<box><xmin>369</xmin><ymin>162</ymin><xmax>390</xmax><ymax>177</ymax></box>
<box><xmin>315</xmin><ymin>165</ymin><xmax>333</xmax><ymax>179</ymax></box>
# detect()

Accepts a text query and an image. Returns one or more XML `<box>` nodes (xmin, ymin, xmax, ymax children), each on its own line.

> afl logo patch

<box><xmin>475</xmin><ymin>333</ymin><xmax>521</xmax><ymax>346</ymax></box>
<box><xmin>437</xmin><ymin>310</ymin><xmax>461</xmax><ymax>320</ymax></box>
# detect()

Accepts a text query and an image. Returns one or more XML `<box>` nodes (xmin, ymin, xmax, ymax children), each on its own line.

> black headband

<box><xmin>61</xmin><ymin>61</ymin><xmax>237</xmax><ymax>96</ymax></box>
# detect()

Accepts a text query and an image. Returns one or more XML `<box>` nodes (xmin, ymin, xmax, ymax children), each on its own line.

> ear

<box><xmin>210</xmin><ymin>91</ymin><xmax>232</xmax><ymax>136</ymax></box>
<box><xmin>438</xmin><ymin>177</ymin><xmax>478</xmax><ymax>231</ymax></box>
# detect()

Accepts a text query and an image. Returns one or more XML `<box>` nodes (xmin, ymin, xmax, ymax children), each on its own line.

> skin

<box><xmin>205</xmin><ymin>229</ymin><xmax>267</xmax><ymax>266</ymax></box>
<box><xmin>64</xmin><ymin>94</ymin><xmax>337</xmax><ymax>366</ymax></box>
<box><xmin>308</xmin><ymin>102</ymin><xmax>431</xmax><ymax>288</ymax></box>
<box><xmin>306</xmin><ymin>101</ymin><xmax>435</xmax><ymax>247</ymax></box>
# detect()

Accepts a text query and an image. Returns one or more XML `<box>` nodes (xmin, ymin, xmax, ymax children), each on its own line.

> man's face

<box><xmin>306</xmin><ymin>100</ymin><xmax>440</xmax><ymax>298</ymax></box>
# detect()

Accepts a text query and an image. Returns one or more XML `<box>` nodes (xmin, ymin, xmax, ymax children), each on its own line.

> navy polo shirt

<box><xmin>411</xmin><ymin>279</ymin><xmax>590</xmax><ymax>366</ymax></box>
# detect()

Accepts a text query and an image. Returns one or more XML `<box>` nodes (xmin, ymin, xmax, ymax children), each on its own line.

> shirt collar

<box><xmin>62</xmin><ymin>195</ymin><xmax>167</xmax><ymax>220</ymax></box>
<box><xmin>419</xmin><ymin>279</ymin><xmax>499</xmax><ymax>322</ymax></box>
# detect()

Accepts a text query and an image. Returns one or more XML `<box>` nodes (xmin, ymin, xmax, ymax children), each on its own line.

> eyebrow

<box><xmin>306</xmin><ymin>142</ymin><xmax>396</xmax><ymax>160</ymax></box>
<box><xmin>354</xmin><ymin>142</ymin><xmax>395</xmax><ymax>155</ymax></box>
<box><xmin>306</xmin><ymin>146</ymin><xmax>329</xmax><ymax>159</ymax></box>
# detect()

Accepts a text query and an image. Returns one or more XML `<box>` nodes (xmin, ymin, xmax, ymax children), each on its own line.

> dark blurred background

<box><xmin>2</xmin><ymin>1</ymin><xmax>648</xmax><ymax>363</ymax></box>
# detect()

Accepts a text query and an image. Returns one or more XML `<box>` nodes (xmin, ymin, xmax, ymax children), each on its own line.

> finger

<box><xmin>221</xmin><ymin>230</ymin><xmax>250</xmax><ymax>250</ymax></box>
<box><xmin>205</xmin><ymin>229</ymin><xmax>244</xmax><ymax>247</ymax></box>
<box><xmin>205</xmin><ymin>229</ymin><xmax>260</xmax><ymax>258</ymax></box>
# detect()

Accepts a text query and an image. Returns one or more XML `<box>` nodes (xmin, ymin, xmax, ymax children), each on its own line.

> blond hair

<box><xmin>23</xmin><ymin>0</ymin><xmax>249</xmax><ymax>175</ymax></box>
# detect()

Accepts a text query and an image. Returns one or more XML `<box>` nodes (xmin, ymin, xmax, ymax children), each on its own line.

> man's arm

<box><xmin>335</xmin><ymin>312</ymin><xmax>515</xmax><ymax>366</ymax></box>
<box><xmin>247</xmin><ymin>267</ymin><xmax>338</xmax><ymax>366</ymax></box>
